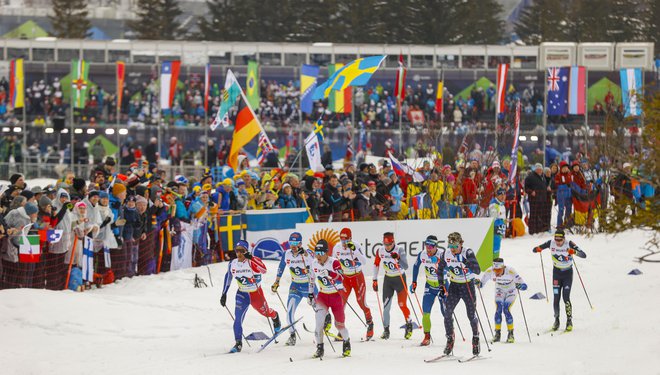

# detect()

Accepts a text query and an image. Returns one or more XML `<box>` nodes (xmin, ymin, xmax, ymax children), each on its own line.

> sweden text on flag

<box><xmin>313</xmin><ymin>55</ymin><xmax>386</xmax><ymax>100</ymax></box>
<box><xmin>300</xmin><ymin>64</ymin><xmax>320</xmax><ymax>114</ymax></box>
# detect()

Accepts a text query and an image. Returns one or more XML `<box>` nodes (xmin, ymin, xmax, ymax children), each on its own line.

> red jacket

<box><xmin>462</xmin><ymin>178</ymin><xmax>478</xmax><ymax>204</ymax></box>
<box><xmin>554</xmin><ymin>171</ymin><xmax>573</xmax><ymax>187</ymax></box>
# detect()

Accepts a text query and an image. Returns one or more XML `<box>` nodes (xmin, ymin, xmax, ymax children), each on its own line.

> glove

<box><xmin>271</xmin><ymin>282</ymin><xmax>279</xmax><ymax>293</ymax></box>
<box><xmin>516</xmin><ymin>283</ymin><xmax>528</xmax><ymax>291</ymax></box>
<box><xmin>496</xmin><ymin>224</ymin><xmax>506</xmax><ymax>236</ymax></box>
<box><xmin>244</xmin><ymin>252</ymin><xmax>253</xmax><ymax>260</ymax></box>
<box><xmin>372</xmin><ymin>279</ymin><xmax>378</xmax><ymax>292</ymax></box>
<box><xmin>567</xmin><ymin>249</ymin><xmax>576</xmax><ymax>255</ymax></box>
<box><xmin>390</xmin><ymin>252</ymin><xmax>399</xmax><ymax>260</ymax></box>
<box><xmin>220</xmin><ymin>293</ymin><xmax>227</xmax><ymax>307</ymax></box>
<box><xmin>439</xmin><ymin>285</ymin><xmax>447</xmax><ymax>298</ymax></box>
<box><xmin>474</xmin><ymin>279</ymin><xmax>482</xmax><ymax>288</ymax></box>
<box><xmin>307</xmin><ymin>293</ymin><xmax>315</xmax><ymax>305</ymax></box>
<box><xmin>410</xmin><ymin>281</ymin><xmax>417</xmax><ymax>294</ymax></box>
<box><xmin>533</xmin><ymin>247</ymin><xmax>541</xmax><ymax>253</ymax></box>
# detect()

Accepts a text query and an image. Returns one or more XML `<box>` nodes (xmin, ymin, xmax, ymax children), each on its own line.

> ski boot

<box><xmin>443</xmin><ymin>333</ymin><xmax>455</xmax><ymax>355</ymax></box>
<box><xmin>366</xmin><ymin>320</ymin><xmax>374</xmax><ymax>340</ymax></box>
<box><xmin>493</xmin><ymin>329</ymin><xmax>501</xmax><ymax>342</ymax></box>
<box><xmin>404</xmin><ymin>320</ymin><xmax>413</xmax><ymax>339</ymax></box>
<box><xmin>380</xmin><ymin>326</ymin><xmax>390</xmax><ymax>340</ymax></box>
<box><xmin>342</xmin><ymin>339</ymin><xmax>351</xmax><ymax>357</ymax></box>
<box><xmin>229</xmin><ymin>340</ymin><xmax>242</xmax><ymax>353</ymax></box>
<box><xmin>565</xmin><ymin>302</ymin><xmax>573</xmax><ymax>332</ymax></box>
<box><xmin>472</xmin><ymin>336</ymin><xmax>480</xmax><ymax>356</ymax></box>
<box><xmin>285</xmin><ymin>333</ymin><xmax>296</xmax><ymax>346</ymax></box>
<box><xmin>506</xmin><ymin>330</ymin><xmax>514</xmax><ymax>343</ymax></box>
<box><xmin>324</xmin><ymin>313</ymin><xmax>332</xmax><ymax>333</ymax></box>
<box><xmin>552</xmin><ymin>316</ymin><xmax>560</xmax><ymax>331</ymax></box>
<box><xmin>420</xmin><ymin>332</ymin><xmax>431</xmax><ymax>346</ymax></box>
<box><xmin>313</xmin><ymin>343</ymin><xmax>324</xmax><ymax>359</ymax></box>
<box><xmin>272</xmin><ymin>313</ymin><xmax>282</xmax><ymax>333</ymax></box>
<box><xmin>566</xmin><ymin>319</ymin><xmax>573</xmax><ymax>332</ymax></box>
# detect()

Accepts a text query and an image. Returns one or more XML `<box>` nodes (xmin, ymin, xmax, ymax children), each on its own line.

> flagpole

<box><xmin>22</xmin><ymin>102</ymin><xmax>26</xmax><ymax>174</ymax></box>
<box><xmin>204</xmin><ymin>64</ymin><xmax>209</xmax><ymax>168</ymax></box>
<box><xmin>542</xmin><ymin>68</ymin><xmax>548</xmax><ymax>167</ymax></box>
<box><xmin>440</xmin><ymin>69</ymin><xmax>445</xmax><ymax>131</ymax></box>
<box><xmin>70</xmin><ymin>79</ymin><xmax>75</xmax><ymax>170</ymax></box>
<box><xmin>584</xmin><ymin>67</ymin><xmax>589</xmax><ymax>158</ymax></box>
<box><xmin>351</xmin><ymin>86</ymin><xmax>355</xmax><ymax>161</ymax></box>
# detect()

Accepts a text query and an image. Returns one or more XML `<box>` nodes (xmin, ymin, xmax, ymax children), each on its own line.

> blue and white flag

<box><xmin>246</xmin><ymin>208</ymin><xmax>310</xmax><ymax>260</ymax></box>
<box><xmin>47</xmin><ymin>229</ymin><xmax>63</xmax><ymax>243</ymax></box>
<box><xmin>300</xmin><ymin>64</ymin><xmax>319</xmax><ymax>114</ymax></box>
<box><xmin>305</xmin><ymin>130</ymin><xmax>324</xmax><ymax>172</ymax></box>
<box><xmin>82</xmin><ymin>237</ymin><xmax>94</xmax><ymax>282</ymax></box>
<box><xmin>620</xmin><ymin>68</ymin><xmax>643</xmax><ymax>118</ymax></box>
<box><xmin>547</xmin><ymin>67</ymin><xmax>569</xmax><ymax>116</ymax></box>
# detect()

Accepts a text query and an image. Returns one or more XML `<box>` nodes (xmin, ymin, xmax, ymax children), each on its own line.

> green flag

<box><xmin>246</xmin><ymin>60</ymin><xmax>260</xmax><ymax>109</ymax></box>
<box><xmin>211</xmin><ymin>69</ymin><xmax>242</xmax><ymax>130</ymax></box>
<box><xmin>70</xmin><ymin>60</ymin><xmax>90</xmax><ymax>109</ymax></box>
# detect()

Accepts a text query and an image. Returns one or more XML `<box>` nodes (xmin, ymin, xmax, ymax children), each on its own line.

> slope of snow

<box><xmin>1</xmin><ymin>230</ymin><xmax>659</xmax><ymax>375</ymax></box>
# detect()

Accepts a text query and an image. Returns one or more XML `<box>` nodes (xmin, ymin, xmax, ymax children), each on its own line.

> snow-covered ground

<box><xmin>1</xmin><ymin>230</ymin><xmax>658</xmax><ymax>375</ymax></box>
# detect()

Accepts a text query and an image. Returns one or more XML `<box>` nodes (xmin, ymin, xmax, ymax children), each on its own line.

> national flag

<box><xmin>435</xmin><ymin>80</ymin><xmax>443</xmax><ymax>113</ymax></box>
<box><xmin>457</xmin><ymin>131</ymin><xmax>470</xmax><ymax>155</ymax></box>
<box><xmin>388</xmin><ymin>151</ymin><xmax>424</xmax><ymax>182</ymax></box>
<box><xmin>228</xmin><ymin>100</ymin><xmax>261</xmax><ymax>170</ymax></box>
<box><xmin>256</xmin><ymin>131</ymin><xmax>273</xmax><ymax>165</ymax></box>
<box><xmin>204</xmin><ymin>63</ymin><xmax>211</xmax><ymax>113</ymax></box>
<box><xmin>568</xmin><ymin>66</ymin><xmax>586</xmax><ymax>115</ymax></box>
<box><xmin>313</xmin><ymin>55</ymin><xmax>386</xmax><ymax>100</ymax></box>
<box><xmin>547</xmin><ymin>67</ymin><xmax>569</xmax><ymax>116</ymax></box>
<box><xmin>159</xmin><ymin>60</ymin><xmax>181</xmax><ymax>110</ymax></box>
<box><xmin>305</xmin><ymin>130</ymin><xmax>324</xmax><ymax>172</ymax></box>
<box><xmin>82</xmin><ymin>237</ymin><xmax>94</xmax><ymax>282</ymax></box>
<box><xmin>313</xmin><ymin>119</ymin><xmax>324</xmax><ymax>142</ymax></box>
<box><xmin>116</xmin><ymin>61</ymin><xmax>125</xmax><ymax>113</ymax></box>
<box><xmin>496</xmin><ymin>63</ymin><xmax>508</xmax><ymax>114</ymax></box>
<box><xmin>394</xmin><ymin>54</ymin><xmax>407</xmax><ymax>115</ymax></box>
<box><xmin>246</xmin><ymin>60</ymin><xmax>260</xmax><ymax>109</ymax></box>
<box><xmin>71</xmin><ymin>59</ymin><xmax>90</xmax><ymax>109</ymax></box>
<box><xmin>9</xmin><ymin>58</ymin><xmax>25</xmax><ymax>109</ymax></box>
<box><xmin>219</xmin><ymin>214</ymin><xmax>247</xmax><ymax>255</ymax></box>
<box><xmin>39</xmin><ymin>229</ymin><xmax>63</xmax><ymax>243</ymax></box>
<box><xmin>358</xmin><ymin>124</ymin><xmax>367</xmax><ymax>152</ymax></box>
<box><xmin>509</xmin><ymin>100</ymin><xmax>521</xmax><ymax>184</ymax></box>
<box><xmin>345</xmin><ymin>128</ymin><xmax>354</xmax><ymax>160</ymax></box>
<box><xmin>284</xmin><ymin>127</ymin><xmax>295</xmax><ymax>160</ymax></box>
<box><xmin>211</xmin><ymin>69</ymin><xmax>241</xmax><ymax>130</ymax></box>
<box><xmin>300</xmin><ymin>64</ymin><xmax>319</xmax><ymax>114</ymax></box>
<box><xmin>327</xmin><ymin>63</ymin><xmax>352</xmax><ymax>113</ymax></box>
<box><xmin>620</xmin><ymin>68</ymin><xmax>643</xmax><ymax>117</ymax></box>
<box><xmin>18</xmin><ymin>234</ymin><xmax>41</xmax><ymax>263</ymax></box>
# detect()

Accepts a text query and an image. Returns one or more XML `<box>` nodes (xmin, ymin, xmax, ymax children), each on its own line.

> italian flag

<box><xmin>19</xmin><ymin>234</ymin><xmax>41</xmax><ymax>263</ymax></box>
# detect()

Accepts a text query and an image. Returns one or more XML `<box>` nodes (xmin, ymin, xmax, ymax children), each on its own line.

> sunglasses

<box><xmin>448</xmin><ymin>244</ymin><xmax>459</xmax><ymax>249</ymax></box>
<box><xmin>555</xmin><ymin>237</ymin><xmax>565</xmax><ymax>242</ymax></box>
<box><xmin>314</xmin><ymin>251</ymin><xmax>326</xmax><ymax>255</ymax></box>
<box><xmin>289</xmin><ymin>241</ymin><xmax>301</xmax><ymax>247</ymax></box>
<box><xmin>425</xmin><ymin>242</ymin><xmax>437</xmax><ymax>249</ymax></box>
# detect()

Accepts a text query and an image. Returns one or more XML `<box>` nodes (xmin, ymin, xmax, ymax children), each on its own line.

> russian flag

<box><xmin>388</xmin><ymin>152</ymin><xmax>424</xmax><ymax>182</ymax></box>
<box><xmin>160</xmin><ymin>61</ymin><xmax>181</xmax><ymax>110</ymax></box>
<box><xmin>568</xmin><ymin>66</ymin><xmax>586</xmax><ymax>115</ymax></box>
<box><xmin>412</xmin><ymin>194</ymin><xmax>424</xmax><ymax>211</ymax></box>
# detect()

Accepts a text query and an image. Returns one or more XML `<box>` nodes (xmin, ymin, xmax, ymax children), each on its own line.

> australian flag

<box><xmin>547</xmin><ymin>67</ymin><xmax>569</xmax><ymax>116</ymax></box>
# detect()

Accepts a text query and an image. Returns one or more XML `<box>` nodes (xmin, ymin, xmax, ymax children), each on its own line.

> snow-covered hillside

<box><xmin>1</xmin><ymin>230</ymin><xmax>658</xmax><ymax>375</ymax></box>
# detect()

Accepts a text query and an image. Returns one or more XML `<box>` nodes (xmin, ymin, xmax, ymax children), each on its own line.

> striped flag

<box><xmin>71</xmin><ymin>59</ymin><xmax>90</xmax><ymax>109</ymax></box>
<box><xmin>9</xmin><ymin>58</ymin><xmax>25</xmax><ymax>109</ymax></box>
<box><xmin>568</xmin><ymin>66</ymin><xmax>586</xmax><ymax>115</ymax></box>
<box><xmin>160</xmin><ymin>61</ymin><xmax>181</xmax><ymax>110</ymax></box>
<box><xmin>327</xmin><ymin>63</ymin><xmax>352</xmax><ymax>113</ymax></box>
<box><xmin>394</xmin><ymin>54</ymin><xmax>407</xmax><ymax>115</ymax></box>
<box><xmin>435</xmin><ymin>80</ymin><xmax>443</xmax><ymax>113</ymax></box>
<box><xmin>300</xmin><ymin>64</ymin><xmax>319</xmax><ymax>114</ymax></box>
<box><xmin>345</xmin><ymin>128</ymin><xmax>354</xmax><ymax>160</ymax></box>
<box><xmin>509</xmin><ymin>100</ymin><xmax>521</xmax><ymax>184</ymax></box>
<box><xmin>620</xmin><ymin>68</ymin><xmax>643</xmax><ymax>118</ymax></box>
<box><xmin>18</xmin><ymin>234</ymin><xmax>40</xmax><ymax>263</ymax></box>
<box><xmin>256</xmin><ymin>131</ymin><xmax>273</xmax><ymax>165</ymax></box>
<box><xmin>204</xmin><ymin>64</ymin><xmax>211</xmax><ymax>113</ymax></box>
<box><xmin>228</xmin><ymin>100</ymin><xmax>261</xmax><ymax>170</ymax></box>
<box><xmin>457</xmin><ymin>131</ymin><xmax>470</xmax><ymax>155</ymax></box>
<box><xmin>496</xmin><ymin>63</ymin><xmax>509</xmax><ymax>114</ymax></box>
<box><xmin>116</xmin><ymin>61</ymin><xmax>125</xmax><ymax>112</ymax></box>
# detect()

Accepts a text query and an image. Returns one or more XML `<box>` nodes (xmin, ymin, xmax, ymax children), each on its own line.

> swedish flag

<box><xmin>313</xmin><ymin>55</ymin><xmax>386</xmax><ymax>100</ymax></box>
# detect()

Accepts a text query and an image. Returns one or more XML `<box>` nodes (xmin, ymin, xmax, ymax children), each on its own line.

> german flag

<box><xmin>228</xmin><ymin>100</ymin><xmax>261</xmax><ymax>170</ymax></box>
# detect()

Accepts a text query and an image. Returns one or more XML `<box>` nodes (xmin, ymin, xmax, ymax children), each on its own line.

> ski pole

<box><xmin>330</xmin><ymin>283</ymin><xmax>367</xmax><ymax>327</ymax></box>
<box><xmin>223</xmin><ymin>306</ymin><xmax>252</xmax><ymax>347</ymax></box>
<box><xmin>394</xmin><ymin>263</ymin><xmax>422</xmax><ymax>329</ymax></box>
<box><xmin>476</xmin><ymin>285</ymin><xmax>494</xmax><ymax>338</ymax></box>
<box><xmin>458</xmin><ymin>266</ymin><xmax>492</xmax><ymax>352</ymax></box>
<box><xmin>517</xmin><ymin>289</ymin><xmax>532</xmax><ymax>343</ymax></box>
<box><xmin>206</xmin><ymin>265</ymin><xmax>214</xmax><ymax>287</ymax></box>
<box><xmin>412</xmin><ymin>291</ymin><xmax>425</xmax><ymax>330</ymax></box>
<box><xmin>572</xmin><ymin>258</ymin><xmax>594</xmax><ymax>310</ymax></box>
<box><xmin>275</xmin><ymin>290</ymin><xmax>302</xmax><ymax>340</ymax></box>
<box><xmin>453</xmin><ymin>311</ymin><xmax>466</xmax><ymax>342</ymax></box>
<box><xmin>375</xmin><ymin>286</ymin><xmax>385</xmax><ymax>327</ymax></box>
<box><xmin>539</xmin><ymin>252</ymin><xmax>549</xmax><ymax>302</ymax></box>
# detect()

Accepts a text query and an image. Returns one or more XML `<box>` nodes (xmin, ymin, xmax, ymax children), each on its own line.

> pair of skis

<box><xmin>254</xmin><ymin>317</ymin><xmax>303</xmax><ymax>353</ymax></box>
<box><xmin>424</xmin><ymin>354</ymin><xmax>488</xmax><ymax>363</ymax></box>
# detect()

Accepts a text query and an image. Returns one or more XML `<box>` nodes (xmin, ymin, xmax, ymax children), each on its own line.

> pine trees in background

<box><xmin>49</xmin><ymin>0</ymin><xmax>91</xmax><ymax>39</ymax></box>
<box><xmin>128</xmin><ymin>0</ymin><xmax>183</xmax><ymax>40</ymax></box>
<box><xmin>448</xmin><ymin>0</ymin><xmax>504</xmax><ymax>44</ymax></box>
<box><xmin>515</xmin><ymin>0</ymin><xmax>570</xmax><ymax>44</ymax></box>
<box><xmin>650</xmin><ymin>0</ymin><xmax>660</xmax><ymax>47</ymax></box>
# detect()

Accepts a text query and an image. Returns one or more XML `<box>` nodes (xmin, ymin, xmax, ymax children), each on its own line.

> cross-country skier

<box><xmin>372</xmin><ymin>232</ymin><xmax>413</xmax><ymax>340</ymax></box>
<box><xmin>475</xmin><ymin>257</ymin><xmax>527</xmax><ymax>343</ymax></box>
<box><xmin>221</xmin><ymin>240</ymin><xmax>282</xmax><ymax>353</ymax></box>
<box><xmin>533</xmin><ymin>229</ymin><xmax>587</xmax><ymax>331</ymax></box>
<box><xmin>309</xmin><ymin>239</ymin><xmax>351</xmax><ymax>358</ymax></box>
<box><xmin>438</xmin><ymin>232</ymin><xmax>482</xmax><ymax>355</ymax></box>
<box><xmin>411</xmin><ymin>235</ymin><xmax>446</xmax><ymax>346</ymax></box>
<box><xmin>332</xmin><ymin>228</ymin><xmax>374</xmax><ymax>340</ymax></box>
<box><xmin>271</xmin><ymin>232</ymin><xmax>314</xmax><ymax>346</ymax></box>
<box><xmin>489</xmin><ymin>188</ymin><xmax>507</xmax><ymax>258</ymax></box>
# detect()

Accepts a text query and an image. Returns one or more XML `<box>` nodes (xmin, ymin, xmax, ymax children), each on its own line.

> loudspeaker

<box><xmin>53</xmin><ymin>117</ymin><xmax>65</xmax><ymax>132</ymax></box>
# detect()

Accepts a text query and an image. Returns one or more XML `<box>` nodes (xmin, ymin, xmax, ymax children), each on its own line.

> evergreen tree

<box><xmin>129</xmin><ymin>0</ymin><xmax>183</xmax><ymax>40</ymax></box>
<box><xmin>49</xmin><ymin>0</ymin><xmax>91</xmax><ymax>39</ymax></box>
<box><xmin>449</xmin><ymin>0</ymin><xmax>503</xmax><ymax>44</ymax></box>
<box><xmin>421</xmin><ymin>0</ymin><xmax>456</xmax><ymax>44</ymax></box>
<box><xmin>607</xmin><ymin>0</ymin><xmax>646</xmax><ymax>42</ymax></box>
<box><xmin>373</xmin><ymin>0</ymin><xmax>425</xmax><ymax>44</ymax></box>
<box><xmin>650</xmin><ymin>0</ymin><xmax>660</xmax><ymax>47</ymax></box>
<box><xmin>571</xmin><ymin>0</ymin><xmax>611</xmax><ymax>42</ymax></box>
<box><xmin>515</xmin><ymin>0</ymin><xmax>570</xmax><ymax>44</ymax></box>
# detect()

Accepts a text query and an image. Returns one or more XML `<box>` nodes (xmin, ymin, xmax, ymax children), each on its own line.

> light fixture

<box><xmin>105</xmin><ymin>128</ymin><xmax>115</xmax><ymax>135</ymax></box>
<box><xmin>118</xmin><ymin>128</ymin><xmax>129</xmax><ymax>135</ymax></box>
<box><xmin>87</xmin><ymin>128</ymin><xmax>96</xmax><ymax>134</ymax></box>
<box><xmin>530</xmin><ymin>135</ymin><xmax>538</xmax><ymax>141</ymax></box>
<box><xmin>13</xmin><ymin>127</ymin><xmax>22</xmax><ymax>133</ymax></box>
<box><xmin>2</xmin><ymin>127</ymin><xmax>10</xmax><ymax>132</ymax></box>
<box><xmin>312</xmin><ymin>42</ymin><xmax>333</xmax><ymax>47</ymax></box>
<box><xmin>61</xmin><ymin>129</ymin><xmax>69</xmax><ymax>133</ymax></box>
<box><xmin>74</xmin><ymin>128</ymin><xmax>83</xmax><ymax>134</ymax></box>
<box><xmin>45</xmin><ymin>128</ymin><xmax>54</xmax><ymax>134</ymax></box>
<box><xmin>518</xmin><ymin>135</ymin><xmax>527</xmax><ymax>141</ymax></box>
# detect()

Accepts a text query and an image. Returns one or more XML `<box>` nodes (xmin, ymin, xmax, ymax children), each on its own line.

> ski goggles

<box><xmin>424</xmin><ymin>240</ymin><xmax>438</xmax><ymax>249</ymax></box>
<box><xmin>447</xmin><ymin>243</ymin><xmax>459</xmax><ymax>250</ymax></box>
<box><xmin>554</xmin><ymin>237</ymin><xmax>565</xmax><ymax>243</ymax></box>
<box><xmin>493</xmin><ymin>261</ymin><xmax>504</xmax><ymax>269</ymax></box>
<box><xmin>288</xmin><ymin>240</ymin><xmax>301</xmax><ymax>247</ymax></box>
<box><xmin>314</xmin><ymin>250</ymin><xmax>327</xmax><ymax>255</ymax></box>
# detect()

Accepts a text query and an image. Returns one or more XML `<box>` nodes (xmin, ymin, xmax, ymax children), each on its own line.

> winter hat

<box><xmin>72</xmin><ymin>178</ymin><xmax>86</xmax><ymax>191</ymax></box>
<box><xmin>533</xmin><ymin>163</ymin><xmax>543</xmax><ymax>171</ymax></box>
<box><xmin>135</xmin><ymin>195</ymin><xmax>148</xmax><ymax>205</ymax></box>
<box><xmin>9</xmin><ymin>173</ymin><xmax>23</xmax><ymax>186</ymax></box>
<box><xmin>99</xmin><ymin>191</ymin><xmax>109</xmax><ymax>200</ymax></box>
<box><xmin>105</xmin><ymin>156</ymin><xmax>116</xmax><ymax>166</ymax></box>
<box><xmin>112</xmin><ymin>183</ymin><xmax>126</xmax><ymax>196</ymax></box>
<box><xmin>58</xmin><ymin>188</ymin><xmax>70</xmax><ymax>200</ymax></box>
<box><xmin>38</xmin><ymin>195</ymin><xmax>52</xmax><ymax>209</ymax></box>
<box><xmin>20</xmin><ymin>190</ymin><xmax>35</xmax><ymax>200</ymax></box>
<box><xmin>492</xmin><ymin>160</ymin><xmax>501</xmax><ymax>168</ymax></box>
<box><xmin>75</xmin><ymin>201</ymin><xmax>87</xmax><ymax>209</ymax></box>
<box><xmin>24</xmin><ymin>202</ymin><xmax>38</xmax><ymax>215</ymax></box>
<box><xmin>88</xmin><ymin>190</ymin><xmax>100</xmax><ymax>198</ymax></box>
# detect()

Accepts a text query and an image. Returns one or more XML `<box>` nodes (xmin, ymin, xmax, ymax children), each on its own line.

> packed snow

<box><xmin>1</xmin><ymin>230</ymin><xmax>658</xmax><ymax>375</ymax></box>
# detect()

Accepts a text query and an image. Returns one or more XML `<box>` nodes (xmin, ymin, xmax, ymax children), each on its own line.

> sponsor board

<box><xmin>295</xmin><ymin>218</ymin><xmax>494</xmax><ymax>274</ymax></box>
